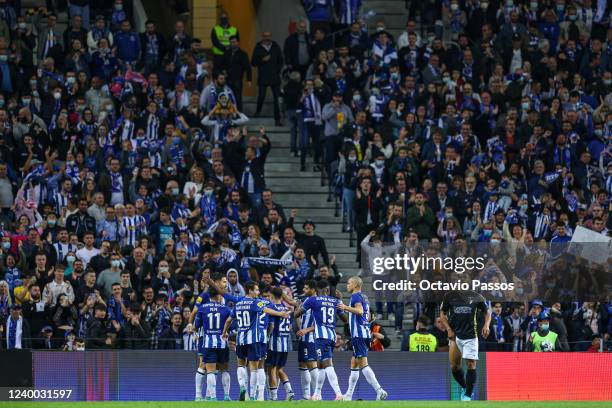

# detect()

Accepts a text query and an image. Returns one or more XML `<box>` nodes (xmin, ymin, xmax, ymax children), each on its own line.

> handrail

<box><xmin>133</xmin><ymin>0</ymin><xmax>148</xmax><ymax>33</ymax></box>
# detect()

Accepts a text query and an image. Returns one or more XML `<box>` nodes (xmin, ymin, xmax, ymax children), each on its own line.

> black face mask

<box><xmin>220</xmin><ymin>18</ymin><xmax>228</xmax><ymax>26</ymax></box>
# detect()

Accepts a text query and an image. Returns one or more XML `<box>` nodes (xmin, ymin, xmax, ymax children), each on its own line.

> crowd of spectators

<box><xmin>0</xmin><ymin>0</ymin><xmax>610</xmax><ymax>352</ymax></box>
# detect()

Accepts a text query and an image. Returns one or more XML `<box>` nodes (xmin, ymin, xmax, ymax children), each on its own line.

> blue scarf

<box><xmin>200</xmin><ymin>195</ymin><xmax>217</xmax><ymax>228</ymax></box>
<box><xmin>8</xmin><ymin>316</ymin><xmax>17</xmax><ymax>349</ymax></box>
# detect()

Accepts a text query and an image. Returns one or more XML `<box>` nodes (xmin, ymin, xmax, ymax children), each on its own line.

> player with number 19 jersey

<box><xmin>302</xmin><ymin>295</ymin><xmax>340</xmax><ymax>361</ymax></box>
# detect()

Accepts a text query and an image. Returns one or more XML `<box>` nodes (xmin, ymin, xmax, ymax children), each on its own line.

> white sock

<box><xmin>325</xmin><ymin>366</ymin><xmax>342</xmax><ymax>395</ymax></box>
<box><xmin>257</xmin><ymin>368</ymin><xmax>266</xmax><ymax>399</ymax></box>
<box><xmin>283</xmin><ymin>380</ymin><xmax>293</xmax><ymax>395</ymax></box>
<box><xmin>314</xmin><ymin>368</ymin><xmax>325</xmax><ymax>396</ymax></box>
<box><xmin>310</xmin><ymin>368</ymin><xmax>319</xmax><ymax>393</ymax></box>
<box><xmin>270</xmin><ymin>387</ymin><xmax>278</xmax><ymax>400</ymax></box>
<box><xmin>346</xmin><ymin>369</ymin><xmax>360</xmax><ymax>398</ymax></box>
<box><xmin>237</xmin><ymin>366</ymin><xmax>247</xmax><ymax>389</ymax></box>
<box><xmin>300</xmin><ymin>368</ymin><xmax>311</xmax><ymax>399</ymax></box>
<box><xmin>206</xmin><ymin>372</ymin><xmax>217</xmax><ymax>399</ymax></box>
<box><xmin>250</xmin><ymin>370</ymin><xmax>258</xmax><ymax>398</ymax></box>
<box><xmin>195</xmin><ymin>368</ymin><xmax>205</xmax><ymax>399</ymax></box>
<box><xmin>222</xmin><ymin>371</ymin><xmax>231</xmax><ymax>396</ymax></box>
<box><xmin>362</xmin><ymin>366</ymin><xmax>381</xmax><ymax>392</ymax></box>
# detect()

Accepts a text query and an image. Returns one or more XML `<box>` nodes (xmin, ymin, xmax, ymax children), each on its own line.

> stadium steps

<box><xmin>248</xmin><ymin>96</ymin><xmax>409</xmax><ymax>349</ymax></box>
<box><xmin>362</xmin><ymin>0</ymin><xmax>409</xmax><ymax>40</ymax></box>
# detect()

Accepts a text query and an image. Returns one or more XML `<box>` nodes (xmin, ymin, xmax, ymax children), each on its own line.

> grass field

<box><xmin>2</xmin><ymin>401</ymin><xmax>612</xmax><ymax>408</ymax></box>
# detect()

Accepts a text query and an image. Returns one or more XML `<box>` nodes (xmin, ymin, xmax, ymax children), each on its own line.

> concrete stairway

<box><xmin>362</xmin><ymin>0</ymin><xmax>409</xmax><ymax>41</ymax></box>
<box><xmin>244</xmin><ymin>96</ymin><xmax>413</xmax><ymax>349</ymax></box>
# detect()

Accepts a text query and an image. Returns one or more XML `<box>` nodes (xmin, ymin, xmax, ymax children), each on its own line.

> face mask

<box><xmin>515</xmin><ymin>287</ymin><xmax>524</xmax><ymax>295</ymax></box>
<box><xmin>204</xmin><ymin>189</ymin><xmax>213</xmax><ymax>197</ymax></box>
<box><xmin>490</xmin><ymin>238</ymin><xmax>501</xmax><ymax>244</ymax></box>
<box><xmin>520</xmin><ymin>204</ymin><xmax>528</xmax><ymax>212</ymax></box>
<box><xmin>353</xmin><ymin>94</ymin><xmax>361</xmax><ymax>102</ymax></box>
<box><xmin>171</xmin><ymin>187</ymin><xmax>179</xmax><ymax>196</ymax></box>
<box><xmin>67</xmin><ymin>160</ymin><xmax>75</xmax><ymax>166</ymax></box>
<box><xmin>481</xmin><ymin>2</ymin><xmax>488</xmax><ymax>9</ymax></box>
<box><xmin>66</xmin><ymin>77</ymin><xmax>76</xmax><ymax>85</ymax></box>
<box><xmin>450</xmin><ymin>3</ymin><xmax>458</xmax><ymax>11</ymax></box>
<box><xmin>2</xmin><ymin>242</ymin><xmax>10</xmax><ymax>250</ymax></box>
<box><xmin>111</xmin><ymin>260</ymin><xmax>121</xmax><ymax>268</ymax></box>
<box><xmin>506</xmin><ymin>0</ymin><xmax>514</xmax><ymax>7</ymax></box>
<box><xmin>530</xmin><ymin>1</ymin><xmax>538</xmax><ymax>8</ymax></box>
<box><xmin>594</xmin><ymin>129</ymin><xmax>603</xmax><ymax>137</ymax></box>
<box><xmin>18</xmin><ymin>22</ymin><xmax>26</xmax><ymax>29</ymax></box>
<box><xmin>604</xmin><ymin>79</ymin><xmax>612</xmax><ymax>86</ymax></box>
<box><xmin>483</xmin><ymin>229</ymin><xmax>492</xmax><ymax>237</ymax></box>
<box><xmin>556</xmin><ymin>5</ymin><xmax>564</xmax><ymax>13</ymax></box>
<box><xmin>521</xmin><ymin>102</ymin><xmax>530</xmax><ymax>110</ymax></box>
<box><xmin>540</xmin><ymin>323</ymin><xmax>549</xmax><ymax>331</ymax></box>
<box><xmin>348</xmin><ymin>156</ymin><xmax>357</xmax><ymax>162</ymax></box>
<box><xmin>29</xmin><ymin>79</ymin><xmax>37</xmax><ymax>86</ymax></box>
<box><xmin>48</xmin><ymin>219</ymin><xmax>57</xmax><ymax>227</ymax></box>
<box><xmin>546</xmin><ymin>282</ymin><xmax>555</xmax><ymax>288</ymax></box>
<box><xmin>220</xmin><ymin>17</ymin><xmax>228</xmax><ymax>25</ymax></box>
<box><xmin>115</xmin><ymin>4</ymin><xmax>123</xmax><ymax>10</ymax></box>
<box><xmin>445</xmin><ymin>212</ymin><xmax>453</xmax><ymax>218</ymax></box>
<box><xmin>66</xmin><ymin>255</ymin><xmax>76</xmax><ymax>263</ymax></box>
<box><xmin>0</xmin><ymin>55</ymin><xmax>8</xmax><ymax>62</ymax></box>
<box><xmin>569</xmin><ymin>15</ymin><xmax>577</xmax><ymax>21</ymax></box>
<box><xmin>391</xmin><ymin>72</ymin><xmax>399</xmax><ymax>80</ymax></box>
<box><xmin>0</xmin><ymin>100</ymin><xmax>4</xmax><ymax>107</ymax></box>
<box><xmin>375</xmin><ymin>159</ymin><xmax>385</xmax><ymax>167</ymax></box>
<box><xmin>159</xmin><ymin>266</ymin><xmax>169</xmax><ymax>273</ymax></box>
<box><xmin>203</xmin><ymin>150</ymin><xmax>212</xmax><ymax>158</ymax></box>
<box><xmin>376</xmin><ymin>27</ymin><xmax>384</xmax><ymax>32</ymax></box>
<box><xmin>106</xmin><ymin>105</ymin><xmax>113</xmax><ymax>112</ymax></box>
<box><xmin>53</xmin><ymin>92</ymin><xmax>61</xmax><ymax>100</ymax></box>
<box><xmin>21</xmin><ymin>98</ymin><xmax>31</xmax><ymax>105</ymax></box>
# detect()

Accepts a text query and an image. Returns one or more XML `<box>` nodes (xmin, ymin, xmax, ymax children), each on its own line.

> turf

<box><xmin>2</xmin><ymin>401</ymin><xmax>612</xmax><ymax>408</ymax></box>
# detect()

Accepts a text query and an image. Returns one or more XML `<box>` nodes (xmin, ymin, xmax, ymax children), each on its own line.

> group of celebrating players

<box><xmin>185</xmin><ymin>274</ymin><xmax>388</xmax><ymax>401</ymax></box>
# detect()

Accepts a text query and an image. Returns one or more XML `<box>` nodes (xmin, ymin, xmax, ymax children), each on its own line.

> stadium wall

<box><xmin>9</xmin><ymin>351</ymin><xmax>610</xmax><ymax>401</ymax></box>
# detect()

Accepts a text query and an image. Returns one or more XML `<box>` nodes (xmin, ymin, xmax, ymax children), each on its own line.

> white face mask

<box><xmin>450</xmin><ymin>3</ymin><xmax>459</xmax><ymax>11</ymax></box>
<box><xmin>53</xmin><ymin>92</ymin><xmax>61</xmax><ymax>100</ymax></box>
<box><xmin>348</xmin><ymin>155</ymin><xmax>357</xmax><ymax>162</ymax></box>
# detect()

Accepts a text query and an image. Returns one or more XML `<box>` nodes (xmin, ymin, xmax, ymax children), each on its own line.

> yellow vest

<box><xmin>213</xmin><ymin>25</ymin><xmax>237</xmax><ymax>55</ymax></box>
<box><xmin>409</xmin><ymin>332</ymin><xmax>437</xmax><ymax>352</ymax></box>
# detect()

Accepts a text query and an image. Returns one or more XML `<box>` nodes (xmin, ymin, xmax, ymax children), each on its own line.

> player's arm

<box><xmin>439</xmin><ymin>308</ymin><xmax>455</xmax><ymax>341</ymax></box>
<box><xmin>221</xmin><ymin>315</ymin><xmax>234</xmax><ymax>340</ymax></box>
<box><xmin>281</xmin><ymin>292</ymin><xmax>299</xmax><ymax>307</ymax></box>
<box><xmin>339</xmin><ymin>301</ymin><xmax>363</xmax><ymax>315</ymax></box>
<box><xmin>481</xmin><ymin>304</ymin><xmax>492</xmax><ymax>339</ymax></box>
<box><xmin>337</xmin><ymin>311</ymin><xmax>348</xmax><ymax>323</ymax></box>
<box><xmin>264</xmin><ymin>307</ymin><xmax>289</xmax><ymax>319</ymax></box>
<box><xmin>296</xmin><ymin>326</ymin><xmax>315</xmax><ymax>337</ymax></box>
<box><xmin>293</xmin><ymin>306</ymin><xmax>305</xmax><ymax>319</ymax></box>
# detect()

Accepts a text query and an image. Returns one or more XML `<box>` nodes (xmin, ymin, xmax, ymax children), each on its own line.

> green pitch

<box><xmin>2</xmin><ymin>401</ymin><xmax>612</xmax><ymax>408</ymax></box>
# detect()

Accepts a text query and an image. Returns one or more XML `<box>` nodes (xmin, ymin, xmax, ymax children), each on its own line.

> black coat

<box><xmin>251</xmin><ymin>41</ymin><xmax>284</xmax><ymax>86</ymax></box>
<box><xmin>223</xmin><ymin>47</ymin><xmax>252</xmax><ymax>83</ymax></box>
<box><xmin>2</xmin><ymin>317</ymin><xmax>32</xmax><ymax>349</ymax></box>
<box><xmin>283</xmin><ymin>31</ymin><xmax>312</xmax><ymax>69</ymax></box>
<box><xmin>65</xmin><ymin>212</ymin><xmax>96</xmax><ymax>240</ymax></box>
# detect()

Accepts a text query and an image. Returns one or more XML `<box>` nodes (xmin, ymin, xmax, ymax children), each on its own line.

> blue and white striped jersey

<box><xmin>196</xmin><ymin>301</ymin><xmax>231</xmax><ymax>349</ymax></box>
<box><xmin>300</xmin><ymin>303</ymin><xmax>315</xmax><ymax>344</ymax></box>
<box><xmin>349</xmin><ymin>292</ymin><xmax>371</xmax><ymax>339</ymax></box>
<box><xmin>258</xmin><ymin>299</ymin><xmax>272</xmax><ymax>344</ymax></box>
<box><xmin>302</xmin><ymin>296</ymin><xmax>340</xmax><ymax>342</ymax></box>
<box><xmin>269</xmin><ymin>303</ymin><xmax>292</xmax><ymax>352</ymax></box>
<box><xmin>232</xmin><ymin>297</ymin><xmax>267</xmax><ymax>345</ymax></box>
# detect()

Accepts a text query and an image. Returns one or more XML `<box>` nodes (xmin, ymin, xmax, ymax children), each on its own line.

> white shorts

<box><xmin>455</xmin><ymin>337</ymin><xmax>479</xmax><ymax>360</ymax></box>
